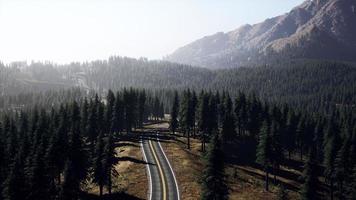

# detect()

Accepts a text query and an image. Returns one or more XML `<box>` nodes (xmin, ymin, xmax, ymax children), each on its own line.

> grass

<box><xmin>84</xmin><ymin>136</ymin><xmax>147</xmax><ymax>200</ymax></box>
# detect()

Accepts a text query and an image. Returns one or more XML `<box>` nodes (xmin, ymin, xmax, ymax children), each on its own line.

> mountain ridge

<box><xmin>166</xmin><ymin>0</ymin><xmax>356</xmax><ymax>69</ymax></box>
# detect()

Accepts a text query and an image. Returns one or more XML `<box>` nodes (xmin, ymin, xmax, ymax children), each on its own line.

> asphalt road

<box><xmin>141</xmin><ymin>134</ymin><xmax>180</xmax><ymax>200</ymax></box>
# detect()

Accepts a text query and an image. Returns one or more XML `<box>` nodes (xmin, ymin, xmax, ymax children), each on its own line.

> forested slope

<box><xmin>1</xmin><ymin>57</ymin><xmax>356</xmax><ymax>113</ymax></box>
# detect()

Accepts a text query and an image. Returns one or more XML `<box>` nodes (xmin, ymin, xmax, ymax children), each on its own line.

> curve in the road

<box><xmin>141</xmin><ymin>138</ymin><xmax>153</xmax><ymax>200</ymax></box>
<box><xmin>141</xmin><ymin>134</ymin><xmax>180</xmax><ymax>200</ymax></box>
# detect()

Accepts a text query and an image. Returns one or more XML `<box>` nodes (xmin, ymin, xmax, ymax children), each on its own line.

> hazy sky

<box><xmin>0</xmin><ymin>0</ymin><xmax>305</xmax><ymax>64</ymax></box>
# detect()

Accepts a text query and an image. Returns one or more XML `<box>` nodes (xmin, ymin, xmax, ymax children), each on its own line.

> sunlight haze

<box><xmin>0</xmin><ymin>0</ymin><xmax>305</xmax><ymax>63</ymax></box>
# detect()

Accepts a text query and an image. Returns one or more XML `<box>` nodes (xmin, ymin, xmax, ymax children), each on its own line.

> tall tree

<box><xmin>300</xmin><ymin>149</ymin><xmax>319</xmax><ymax>200</ymax></box>
<box><xmin>201</xmin><ymin>134</ymin><xmax>228</xmax><ymax>200</ymax></box>
<box><xmin>138</xmin><ymin>90</ymin><xmax>146</xmax><ymax>128</ymax></box>
<box><xmin>170</xmin><ymin>91</ymin><xmax>179</xmax><ymax>135</ymax></box>
<box><xmin>105</xmin><ymin>90</ymin><xmax>116</xmax><ymax>132</ymax></box>
<box><xmin>256</xmin><ymin>120</ymin><xmax>272</xmax><ymax>191</ymax></box>
<box><xmin>93</xmin><ymin>133</ymin><xmax>105</xmax><ymax>196</ymax></box>
<box><xmin>103</xmin><ymin>133</ymin><xmax>118</xmax><ymax>194</ymax></box>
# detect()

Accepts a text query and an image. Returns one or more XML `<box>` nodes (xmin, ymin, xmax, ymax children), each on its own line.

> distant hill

<box><xmin>166</xmin><ymin>0</ymin><xmax>356</xmax><ymax>69</ymax></box>
<box><xmin>1</xmin><ymin>57</ymin><xmax>356</xmax><ymax>113</ymax></box>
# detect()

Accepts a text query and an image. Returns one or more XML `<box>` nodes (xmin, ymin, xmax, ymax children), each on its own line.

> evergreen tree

<box><xmin>103</xmin><ymin>133</ymin><xmax>118</xmax><ymax>194</ymax></box>
<box><xmin>221</xmin><ymin>95</ymin><xmax>236</xmax><ymax>142</ymax></box>
<box><xmin>198</xmin><ymin>92</ymin><xmax>209</xmax><ymax>152</ymax></box>
<box><xmin>93</xmin><ymin>133</ymin><xmax>105</xmax><ymax>196</ymax></box>
<box><xmin>300</xmin><ymin>149</ymin><xmax>319</xmax><ymax>200</ymax></box>
<box><xmin>170</xmin><ymin>91</ymin><xmax>179</xmax><ymax>135</ymax></box>
<box><xmin>2</xmin><ymin>154</ymin><xmax>27</xmax><ymax>200</ymax></box>
<box><xmin>323</xmin><ymin>130</ymin><xmax>339</xmax><ymax>200</ymax></box>
<box><xmin>59</xmin><ymin>160</ymin><xmax>79</xmax><ymax>200</ymax></box>
<box><xmin>256</xmin><ymin>120</ymin><xmax>272</xmax><ymax>191</ymax></box>
<box><xmin>111</xmin><ymin>92</ymin><xmax>124</xmax><ymax>134</ymax></box>
<box><xmin>201</xmin><ymin>134</ymin><xmax>228</xmax><ymax>200</ymax></box>
<box><xmin>106</xmin><ymin>90</ymin><xmax>116</xmax><ymax>133</ymax></box>
<box><xmin>138</xmin><ymin>90</ymin><xmax>146</xmax><ymax>128</ymax></box>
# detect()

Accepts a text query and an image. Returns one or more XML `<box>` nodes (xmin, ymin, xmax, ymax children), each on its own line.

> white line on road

<box><xmin>157</xmin><ymin>134</ymin><xmax>181</xmax><ymax>200</ymax></box>
<box><xmin>141</xmin><ymin>137</ymin><xmax>153</xmax><ymax>200</ymax></box>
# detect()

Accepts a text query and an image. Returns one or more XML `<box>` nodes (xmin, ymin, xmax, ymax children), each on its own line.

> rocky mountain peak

<box><xmin>167</xmin><ymin>0</ymin><xmax>356</xmax><ymax>69</ymax></box>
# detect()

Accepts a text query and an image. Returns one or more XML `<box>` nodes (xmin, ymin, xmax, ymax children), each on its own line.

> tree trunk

<box><xmin>265</xmin><ymin>169</ymin><xmax>269</xmax><ymax>191</ymax></box>
<box><xmin>288</xmin><ymin>151</ymin><xmax>291</xmax><ymax>160</ymax></box>
<box><xmin>187</xmin><ymin>129</ymin><xmax>190</xmax><ymax>149</ymax></box>
<box><xmin>109</xmin><ymin>175</ymin><xmax>112</xmax><ymax>195</ymax></box>
<box><xmin>100</xmin><ymin>185</ymin><xmax>103</xmax><ymax>196</ymax></box>
<box><xmin>300</xmin><ymin>147</ymin><xmax>303</xmax><ymax>161</ymax></box>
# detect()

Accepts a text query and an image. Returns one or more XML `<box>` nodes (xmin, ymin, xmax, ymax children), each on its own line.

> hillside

<box><xmin>166</xmin><ymin>0</ymin><xmax>356</xmax><ymax>69</ymax></box>
<box><xmin>1</xmin><ymin>58</ymin><xmax>356</xmax><ymax>113</ymax></box>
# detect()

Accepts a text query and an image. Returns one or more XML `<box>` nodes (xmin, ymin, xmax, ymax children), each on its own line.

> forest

<box><xmin>1</xmin><ymin>57</ymin><xmax>356</xmax><ymax>114</ymax></box>
<box><xmin>0</xmin><ymin>86</ymin><xmax>355</xmax><ymax>199</ymax></box>
<box><xmin>170</xmin><ymin>89</ymin><xmax>356</xmax><ymax>200</ymax></box>
<box><xmin>0</xmin><ymin>88</ymin><xmax>165</xmax><ymax>200</ymax></box>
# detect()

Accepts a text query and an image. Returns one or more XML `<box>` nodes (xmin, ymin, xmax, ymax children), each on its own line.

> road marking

<box><xmin>157</xmin><ymin>135</ymin><xmax>180</xmax><ymax>200</ymax></box>
<box><xmin>149</xmin><ymin>138</ymin><xmax>167</xmax><ymax>200</ymax></box>
<box><xmin>141</xmin><ymin>138</ymin><xmax>153</xmax><ymax>200</ymax></box>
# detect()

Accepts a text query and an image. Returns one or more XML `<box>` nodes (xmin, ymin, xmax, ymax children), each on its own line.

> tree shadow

<box><xmin>81</xmin><ymin>192</ymin><xmax>144</xmax><ymax>200</ymax></box>
<box><xmin>115</xmin><ymin>156</ymin><xmax>153</xmax><ymax>165</ymax></box>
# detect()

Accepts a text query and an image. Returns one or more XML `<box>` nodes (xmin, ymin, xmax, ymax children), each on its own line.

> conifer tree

<box><xmin>198</xmin><ymin>92</ymin><xmax>209</xmax><ymax>151</ymax></box>
<box><xmin>201</xmin><ymin>134</ymin><xmax>228</xmax><ymax>200</ymax></box>
<box><xmin>103</xmin><ymin>133</ymin><xmax>117</xmax><ymax>194</ymax></box>
<box><xmin>323</xmin><ymin>130</ymin><xmax>339</xmax><ymax>200</ymax></box>
<box><xmin>138</xmin><ymin>90</ymin><xmax>146</xmax><ymax>128</ymax></box>
<box><xmin>170</xmin><ymin>91</ymin><xmax>179</xmax><ymax>135</ymax></box>
<box><xmin>59</xmin><ymin>160</ymin><xmax>78</xmax><ymax>200</ymax></box>
<box><xmin>256</xmin><ymin>120</ymin><xmax>272</xmax><ymax>191</ymax></box>
<box><xmin>93</xmin><ymin>133</ymin><xmax>105</xmax><ymax>196</ymax></box>
<box><xmin>111</xmin><ymin>91</ymin><xmax>124</xmax><ymax>134</ymax></box>
<box><xmin>2</xmin><ymin>153</ymin><xmax>27</xmax><ymax>200</ymax></box>
<box><xmin>221</xmin><ymin>94</ymin><xmax>236</xmax><ymax>142</ymax></box>
<box><xmin>300</xmin><ymin>149</ymin><xmax>318</xmax><ymax>200</ymax></box>
<box><xmin>106</xmin><ymin>90</ymin><xmax>116</xmax><ymax>132</ymax></box>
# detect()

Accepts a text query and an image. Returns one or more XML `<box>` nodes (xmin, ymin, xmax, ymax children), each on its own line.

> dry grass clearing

<box><xmin>161</xmin><ymin>133</ymin><xmax>203</xmax><ymax>200</ymax></box>
<box><xmin>85</xmin><ymin>137</ymin><xmax>147</xmax><ymax>200</ymax></box>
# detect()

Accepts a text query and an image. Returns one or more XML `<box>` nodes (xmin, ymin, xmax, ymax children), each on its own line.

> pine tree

<box><xmin>138</xmin><ymin>90</ymin><xmax>146</xmax><ymax>128</ymax></box>
<box><xmin>67</xmin><ymin>129</ymin><xmax>88</xmax><ymax>192</ymax></box>
<box><xmin>270</xmin><ymin>120</ymin><xmax>283</xmax><ymax>182</ymax></box>
<box><xmin>207</xmin><ymin>94</ymin><xmax>218</xmax><ymax>137</ymax></box>
<box><xmin>300</xmin><ymin>149</ymin><xmax>318</xmax><ymax>200</ymax></box>
<box><xmin>179</xmin><ymin>90</ymin><xmax>193</xmax><ymax>149</ymax></box>
<box><xmin>111</xmin><ymin>91</ymin><xmax>124</xmax><ymax>134</ymax></box>
<box><xmin>256</xmin><ymin>120</ymin><xmax>272</xmax><ymax>191</ymax></box>
<box><xmin>198</xmin><ymin>92</ymin><xmax>209</xmax><ymax>152</ymax></box>
<box><xmin>87</xmin><ymin>100</ymin><xmax>98</xmax><ymax>145</ymax></box>
<box><xmin>106</xmin><ymin>90</ymin><xmax>116</xmax><ymax>132</ymax></box>
<box><xmin>59</xmin><ymin>160</ymin><xmax>78</xmax><ymax>200</ymax></box>
<box><xmin>323</xmin><ymin>129</ymin><xmax>339</xmax><ymax>200</ymax></box>
<box><xmin>221</xmin><ymin>95</ymin><xmax>236</xmax><ymax>142</ymax></box>
<box><xmin>103</xmin><ymin>133</ymin><xmax>118</xmax><ymax>194</ymax></box>
<box><xmin>285</xmin><ymin>110</ymin><xmax>298</xmax><ymax>160</ymax></box>
<box><xmin>334</xmin><ymin>125</ymin><xmax>352</xmax><ymax>199</ymax></box>
<box><xmin>93</xmin><ymin>133</ymin><xmax>105</xmax><ymax>196</ymax></box>
<box><xmin>2</xmin><ymin>153</ymin><xmax>27</xmax><ymax>200</ymax></box>
<box><xmin>170</xmin><ymin>91</ymin><xmax>179</xmax><ymax>135</ymax></box>
<box><xmin>201</xmin><ymin>134</ymin><xmax>228</xmax><ymax>200</ymax></box>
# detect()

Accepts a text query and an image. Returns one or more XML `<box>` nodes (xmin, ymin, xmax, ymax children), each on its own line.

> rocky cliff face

<box><xmin>167</xmin><ymin>0</ymin><xmax>356</xmax><ymax>69</ymax></box>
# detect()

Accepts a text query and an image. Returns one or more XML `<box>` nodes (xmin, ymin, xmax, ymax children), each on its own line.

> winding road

<box><xmin>141</xmin><ymin>133</ymin><xmax>180</xmax><ymax>200</ymax></box>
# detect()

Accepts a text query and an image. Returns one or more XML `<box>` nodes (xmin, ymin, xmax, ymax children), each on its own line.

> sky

<box><xmin>0</xmin><ymin>0</ymin><xmax>305</xmax><ymax>64</ymax></box>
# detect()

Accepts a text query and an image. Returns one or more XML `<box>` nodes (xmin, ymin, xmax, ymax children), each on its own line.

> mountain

<box><xmin>166</xmin><ymin>0</ymin><xmax>356</xmax><ymax>69</ymax></box>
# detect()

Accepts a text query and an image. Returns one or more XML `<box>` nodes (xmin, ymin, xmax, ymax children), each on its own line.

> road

<box><xmin>141</xmin><ymin>133</ymin><xmax>180</xmax><ymax>200</ymax></box>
